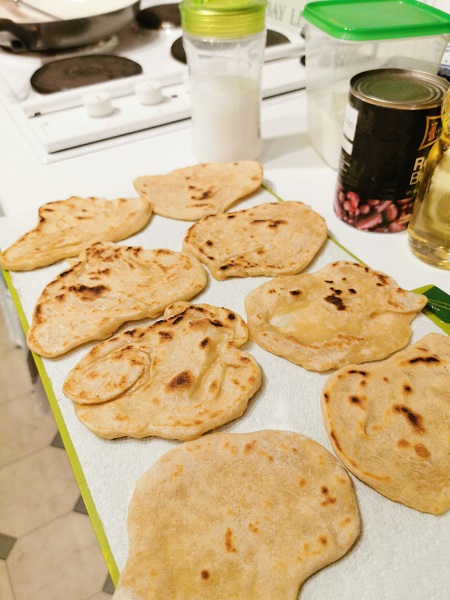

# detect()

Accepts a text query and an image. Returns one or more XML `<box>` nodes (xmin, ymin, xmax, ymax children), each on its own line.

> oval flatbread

<box><xmin>63</xmin><ymin>303</ymin><xmax>261</xmax><ymax>441</ymax></box>
<box><xmin>27</xmin><ymin>242</ymin><xmax>207</xmax><ymax>357</ymax></box>
<box><xmin>133</xmin><ymin>161</ymin><xmax>263</xmax><ymax>221</ymax></box>
<box><xmin>321</xmin><ymin>333</ymin><xmax>450</xmax><ymax>514</ymax></box>
<box><xmin>113</xmin><ymin>430</ymin><xmax>361</xmax><ymax>600</ymax></box>
<box><xmin>182</xmin><ymin>201</ymin><xmax>327</xmax><ymax>280</ymax></box>
<box><xmin>245</xmin><ymin>261</ymin><xmax>427</xmax><ymax>371</ymax></box>
<box><xmin>0</xmin><ymin>196</ymin><xmax>152</xmax><ymax>271</ymax></box>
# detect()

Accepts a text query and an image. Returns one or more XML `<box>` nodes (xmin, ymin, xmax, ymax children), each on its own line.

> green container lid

<box><xmin>179</xmin><ymin>0</ymin><xmax>266</xmax><ymax>38</ymax></box>
<box><xmin>302</xmin><ymin>0</ymin><xmax>450</xmax><ymax>41</ymax></box>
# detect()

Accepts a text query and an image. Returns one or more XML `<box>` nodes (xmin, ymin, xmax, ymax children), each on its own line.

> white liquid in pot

<box><xmin>190</xmin><ymin>75</ymin><xmax>261</xmax><ymax>163</ymax></box>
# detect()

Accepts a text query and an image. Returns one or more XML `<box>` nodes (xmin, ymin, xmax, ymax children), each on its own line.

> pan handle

<box><xmin>0</xmin><ymin>19</ymin><xmax>35</xmax><ymax>52</ymax></box>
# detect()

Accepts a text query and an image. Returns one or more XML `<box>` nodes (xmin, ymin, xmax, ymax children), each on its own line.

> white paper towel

<box><xmin>0</xmin><ymin>188</ymin><xmax>448</xmax><ymax>600</ymax></box>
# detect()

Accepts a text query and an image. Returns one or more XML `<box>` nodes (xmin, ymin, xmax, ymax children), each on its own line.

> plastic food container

<box><xmin>302</xmin><ymin>0</ymin><xmax>450</xmax><ymax>169</ymax></box>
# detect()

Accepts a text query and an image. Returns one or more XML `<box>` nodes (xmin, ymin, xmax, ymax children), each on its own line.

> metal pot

<box><xmin>0</xmin><ymin>1</ymin><xmax>140</xmax><ymax>53</ymax></box>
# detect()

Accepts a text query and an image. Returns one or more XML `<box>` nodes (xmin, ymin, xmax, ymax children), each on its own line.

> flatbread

<box><xmin>133</xmin><ymin>161</ymin><xmax>263</xmax><ymax>221</ymax></box>
<box><xmin>182</xmin><ymin>201</ymin><xmax>327</xmax><ymax>280</ymax></box>
<box><xmin>321</xmin><ymin>333</ymin><xmax>450</xmax><ymax>514</ymax></box>
<box><xmin>113</xmin><ymin>430</ymin><xmax>361</xmax><ymax>600</ymax></box>
<box><xmin>0</xmin><ymin>196</ymin><xmax>152</xmax><ymax>271</ymax></box>
<box><xmin>63</xmin><ymin>302</ymin><xmax>261</xmax><ymax>441</ymax></box>
<box><xmin>245</xmin><ymin>261</ymin><xmax>427</xmax><ymax>371</ymax></box>
<box><xmin>27</xmin><ymin>242</ymin><xmax>207</xmax><ymax>357</ymax></box>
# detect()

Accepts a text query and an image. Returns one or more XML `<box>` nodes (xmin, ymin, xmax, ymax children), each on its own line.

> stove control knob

<box><xmin>82</xmin><ymin>92</ymin><xmax>114</xmax><ymax>117</ymax></box>
<box><xmin>135</xmin><ymin>80</ymin><xmax>164</xmax><ymax>105</ymax></box>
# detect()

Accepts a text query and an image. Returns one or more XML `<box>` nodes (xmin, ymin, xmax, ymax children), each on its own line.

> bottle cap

<box><xmin>179</xmin><ymin>0</ymin><xmax>266</xmax><ymax>38</ymax></box>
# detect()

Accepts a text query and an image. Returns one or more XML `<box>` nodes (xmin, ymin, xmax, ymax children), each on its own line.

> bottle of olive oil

<box><xmin>408</xmin><ymin>88</ymin><xmax>450</xmax><ymax>270</ymax></box>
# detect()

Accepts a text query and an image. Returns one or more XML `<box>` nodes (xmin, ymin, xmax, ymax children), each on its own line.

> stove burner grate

<box><xmin>30</xmin><ymin>54</ymin><xmax>142</xmax><ymax>94</ymax></box>
<box><xmin>170</xmin><ymin>29</ymin><xmax>291</xmax><ymax>64</ymax></box>
<box><xmin>137</xmin><ymin>4</ymin><xmax>181</xmax><ymax>29</ymax></box>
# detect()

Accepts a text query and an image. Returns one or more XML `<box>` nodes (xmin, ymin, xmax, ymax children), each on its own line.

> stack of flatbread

<box><xmin>113</xmin><ymin>430</ymin><xmax>361</xmax><ymax>600</ymax></box>
<box><xmin>133</xmin><ymin>161</ymin><xmax>263</xmax><ymax>220</ymax></box>
<box><xmin>245</xmin><ymin>261</ymin><xmax>427</xmax><ymax>371</ymax></box>
<box><xmin>0</xmin><ymin>196</ymin><xmax>152</xmax><ymax>271</ymax></box>
<box><xmin>321</xmin><ymin>333</ymin><xmax>450</xmax><ymax>515</ymax></box>
<box><xmin>182</xmin><ymin>201</ymin><xmax>327</xmax><ymax>279</ymax></box>
<box><xmin>27</xmin><ymin>242</ymin><xmax>207</xmax><ymax>357</ymax></box>
<box><xmin>63</xmin><ymin>302</ymin><xmax>261</xmax><ymax>441</ymax></box>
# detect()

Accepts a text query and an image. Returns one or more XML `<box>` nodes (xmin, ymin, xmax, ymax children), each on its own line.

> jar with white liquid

<box><xmin>179</xmin><ymin>0</ymin><xmax>266</xmax><ymax>163</ymax></box>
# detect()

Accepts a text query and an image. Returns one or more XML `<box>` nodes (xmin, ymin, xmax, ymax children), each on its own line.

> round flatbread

<box><xmin>27</xmin><ymin>242</ymin><xmax>207</xmax><ymax>357</ymax></box>
<box><xmin>63</xmin><ymin>303</ymin><xmax>261</xmax><ymax>441</ymax></box>
<box><xmin>0</xmin><ymin>196</ymin><xmax>152</xmax><ymax>271</ymax></box>
<box><xmin>244</xmin><ymin>261</ymin><xmax>427</xmax><ymax>371</ymax></box>
<box><xmin>114</xmin><ymin>430</ymin><xmax>361</xmax><ymax>600</ymax></box>
<box><xmin>321</xmin><ymin>333</ymin><xmax>450</xmax><ymax>515</ymax></box>
<box><xmin>182</xmin><ymin>201</ymin><xmax>327</xmax><ymax>280</ymax></box>
<box><xmin>133</xmin><ymin>161</ymin><xmax>263</xmax><ymax>220</ymax></box>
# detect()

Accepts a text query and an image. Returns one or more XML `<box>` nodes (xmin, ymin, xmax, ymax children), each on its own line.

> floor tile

<box><xmin>1</xmin><ymin>292</ymin><xmax>113</xmax><ymax>599</ymax></box>
<box><xmin>87</xmin><ymin>574</ymin><xmax>115</xmax><ymax>598</ymax></box>
<box><xmin>0</xmin><ymin>533</ymin><xmax>16</xmax><ymax>560</ymax></box>
<box><xmin>0</xmin><ymin>318</ymin><xmax>16</xmax><ymax>358</ymax></box>
<box><xmin>0</xmin><ymin>346</ymin><xmax>33</xmax><ymax>404</ymax></box>
<box><xmin>7</xmin><ymin>511</ymin><xmax>109</xmax><ymax>600</ymax></box>
<box><xmin>0</xmin><ymin>390</ymin><xmax>57</xmax><ymax>468</ymax></box>
<box><xmin>0</xmin><ymin>446</ymin><xmax>80</xmax><ymax>537</ymax></box>
<box><xmin>103</xmin><ymin>574</ymin><xmax>115</xmax><ymax>594</ymax></box>
<box><xmin>51</xmin><ymin>431</ymin><xmax>65</xmax><ymax>449</ymax></box>
<box><xmin>74</xmin><ymin>494</ymin><xmax>88</xmax><ymax>515</ymax></box>
<box><xmin>0</xmin><ymin>560</ymin><xmax>14</xmax><ymax>600</ymax></box>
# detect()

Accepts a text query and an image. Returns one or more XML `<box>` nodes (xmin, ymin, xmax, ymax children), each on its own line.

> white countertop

<box><xmin>1</xmin><ymin>89</ymin><xmax>448</xmax><ymax>295</ymax></box>
<box><xmin>1</xmin><ymin>87</ymin><xmax>449</xmax><ymax>600</ymax></box>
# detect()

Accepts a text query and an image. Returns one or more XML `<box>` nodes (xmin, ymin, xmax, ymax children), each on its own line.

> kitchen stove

<box><xmin>0</xmin><ymin>1</ymin><xmax>305</xmax><ymax>163</ymax></box>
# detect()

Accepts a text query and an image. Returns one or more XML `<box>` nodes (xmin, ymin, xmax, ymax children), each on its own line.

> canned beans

<box><xmin>334</xmin><ymin>69</ymin><xmax>448</xmax><ymax>233</ymax></box>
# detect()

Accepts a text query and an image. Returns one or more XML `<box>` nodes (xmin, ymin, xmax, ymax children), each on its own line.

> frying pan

<box><xmin>0</xmin><ymin>0</ymin><xmax>140</xmax><ymax>52</ymax></box>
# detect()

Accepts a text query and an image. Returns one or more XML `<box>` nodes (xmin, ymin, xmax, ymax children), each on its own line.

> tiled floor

<box><xmin>0</xmin><ymin>277</ymin><xmax>115</xmax><ymax>599</ymax></box>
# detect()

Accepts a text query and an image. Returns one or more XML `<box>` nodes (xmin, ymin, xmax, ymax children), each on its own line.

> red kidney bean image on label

<box><xmin>335</xmin><ymin>186</ymin><xmax>415</xmax><ymax>233</ymax></box>
<box><xmin>334</xmin><ymin>69</ymin><xmax>448</xmax><ymax>233</ymax></box>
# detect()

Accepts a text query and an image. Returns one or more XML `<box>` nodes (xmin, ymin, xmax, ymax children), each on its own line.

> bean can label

<box><xmin>335</xmin><ymin>69</ymin><xmax>449</xmax><ymax>233</ymax></box>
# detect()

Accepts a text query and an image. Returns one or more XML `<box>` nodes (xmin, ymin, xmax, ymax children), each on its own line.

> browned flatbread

<box><xmin>27</xmin><ymin>242</ymin><xmax>207</xmax><ymax>358</ymax></box>
<box><xmin>321</xmin><ymin>333</ymin><xmax>450</xmax><ymax>514</ymax></box>
<box><xmin>113</xmin><ymin>430</ymin><xmax>361</xmax><ymax>600</ymax></box>
<box><xmin>63</xmin><ymin>303</ymin><xmax>261</xmax><ymax>441</ymax></box>
<box><xmin>0</xmin><ymin>196</ymin><xmax>152</xmax><ymax>271</ymax></box>
<box><xmin>182</xmin><ymin>201</ymin><xmax>327</xmax><ymax>280</ymax></box>
<box><xmin>133</xmin><ymin>161</ymin><xmax>263</xmax><ymax>221</ymax></box>
<box><xmin>245</xmin><ymin>261</ymin><xmax>427</xmax><ymax>371</ymax></box>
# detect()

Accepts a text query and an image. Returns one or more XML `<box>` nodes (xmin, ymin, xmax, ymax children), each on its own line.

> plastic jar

<box><xmin>179</xmin><ymin>0</ymin><xmax>266</xmax><ymax>163</ymax></box>
<box><xmin>301</xmin><ymin>0</ymin><xmax>450</xmax><ymax>169</ymax></box>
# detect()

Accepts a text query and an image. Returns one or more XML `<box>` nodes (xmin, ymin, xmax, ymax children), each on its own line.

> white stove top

<box><xmin>0</xmin><ymin>2</ymin><xmax>305</xmax><ymax>163</ymax></box>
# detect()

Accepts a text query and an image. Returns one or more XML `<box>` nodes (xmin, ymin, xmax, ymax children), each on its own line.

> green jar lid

<box><xmin>302</xmin><ymin>0</ymin><xmax>450</xmax><ymax>41</ymax></box>
<box><xmin>179</xmin><ymin>0</ymin><xmax>266</xmax><ymax>38</ymax></box>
